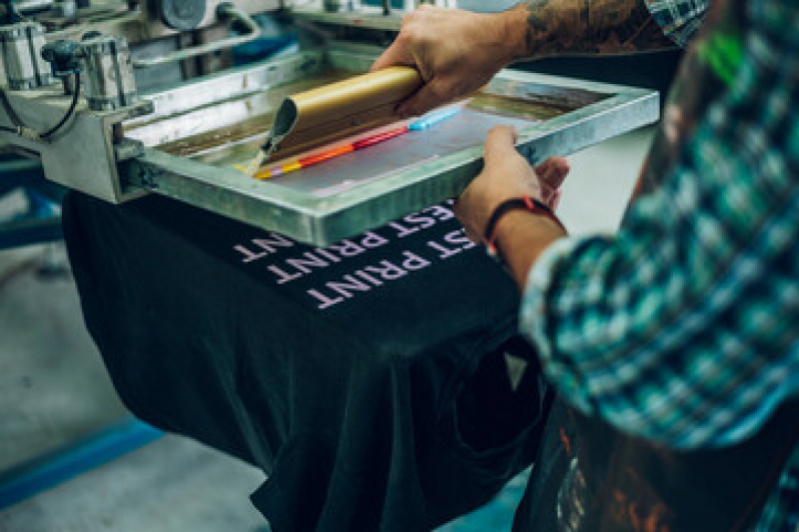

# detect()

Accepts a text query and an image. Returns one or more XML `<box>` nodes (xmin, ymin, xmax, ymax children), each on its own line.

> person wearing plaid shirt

<box><xmin>374</xmin><ymin>0</ymin><xmax>799</xmax><ymax>529</ymax></box>
<box><xmin>450</xmin><ymin>0</ymin><xmax>799</xmax><ymax>530</ymax></box>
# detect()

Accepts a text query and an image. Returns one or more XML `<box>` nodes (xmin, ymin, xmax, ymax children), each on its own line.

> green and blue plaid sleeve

<box><xmin>644</xmin><ymin>0</ymin><xmax>709</xmax><ymax>46</ymax></box>
<box><xmin>753</xmin><ymin>446</ymin><xmax>799</xmax><ymax>531</ymax></box>
<box><xmin>520</xmin><ymin>0</ymin><xmax>799</xmax><ymax>451</ymax></box>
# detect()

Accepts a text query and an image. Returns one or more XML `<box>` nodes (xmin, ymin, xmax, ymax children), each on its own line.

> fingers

<box><xmin>549</xmin><ymin>188</ymin><xmax>562</xmax><ymax>211</ymax></box>
<box><xmin>534</xmin><ymin>157</ymin><xmax>569</xmax><ymax>189</ymax></box>
<box><xmin>396</xmin><ymin>78</ymin><xmax>454</xmax><ymax>117</ymax></box>
<box><xmin>370</xmin><ymin>39</ymin><xmax>415</xmax><ymax>72</ymax></box>
<box><xmin>534</xmin><ymin>158</ymin><xmax>569</xmax><ymax>209</ymax></box>
<box><xmin>483</xmin><ymin>125</ymin><xmax>518</xmax><ymax>166</ymax></box>
<box><xmin>534</xmin><ymin>158</ymin><xmax>570</xmax><ymax>202</ymax></box>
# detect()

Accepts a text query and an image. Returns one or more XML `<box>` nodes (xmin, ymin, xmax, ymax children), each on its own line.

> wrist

<box><xmin>494</xmin><ymin>206</ymin><xmax>563</xmax><ymax>244</ymax></box>
<box><xmin>493</xmin><ymin>5</ymin><xmax>534</xmax><ymax>63</ymax></box>
<box><xmin>483</xmin><ymin>195</ymin><xmax>566</xmax><ymax>258</ymax></box>
<box><xmin>493</xmin><ymin>208</ymin><xmax>565</xmax><ymax>290</ymax></box>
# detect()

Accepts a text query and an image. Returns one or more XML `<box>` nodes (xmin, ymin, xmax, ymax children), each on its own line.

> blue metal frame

<box><xmin>0</xmin><ymin>157</ymin><xmax>65</xmax><ymax>250</ymax></box>
<box><xmin>0</xmin><ymin>214</ymin><xmax>62</xmax><ymax>250</ymax></box>
<box><xmin>0</xmin><ymin>417</ymin><xmax>163</xmax><ymax>510</ymax></box>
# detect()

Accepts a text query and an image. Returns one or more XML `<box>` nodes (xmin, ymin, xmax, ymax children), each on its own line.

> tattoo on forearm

<box><xmin>524</xmin><ymin>0</ymin><xmax>675</xmax><ymax>56</ymax></box>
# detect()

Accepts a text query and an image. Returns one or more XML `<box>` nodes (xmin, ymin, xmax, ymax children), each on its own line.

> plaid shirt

<box><xmin>645</xmin><ymin>0</ymin><xmax>710</xmax><ymax>47</ymax></box>
<box><xmin>520</xmin><ymin>0</ymin><xmax>799</xmax><ymax>529</ymax></box>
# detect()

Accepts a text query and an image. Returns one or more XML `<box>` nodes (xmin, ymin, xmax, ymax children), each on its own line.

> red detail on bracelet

<box><xmin>523</xmin><ymin>195</ymin><xmax>533</xmax><ymax>210</ymax></box>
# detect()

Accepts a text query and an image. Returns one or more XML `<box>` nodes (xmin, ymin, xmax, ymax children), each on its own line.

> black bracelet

<box><xmin>483</xmin><ymin>195</ymin><xmax>566</xmax><ymax>258</ymax></box>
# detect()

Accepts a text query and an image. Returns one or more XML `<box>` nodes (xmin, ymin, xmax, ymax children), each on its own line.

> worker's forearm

<box><xmin>491</xmin><ymin>210</ymin><xmax>566</xmax><ymax>291</ymax></box>
<box><xmin>502</xmin><ymin>0</ymin><xmax>676</xmax><ymax>59</ymax></box>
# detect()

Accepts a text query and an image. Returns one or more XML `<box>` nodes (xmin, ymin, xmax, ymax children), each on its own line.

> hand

<box><xmin>370</xmin><ymin>5</ymin><xmax>526</xmax><ymax>117</ymax></box>
<box><xmin>454</xmin><ymin>125</ymin><xmax>569</xmax><ymax>242</ymax></box>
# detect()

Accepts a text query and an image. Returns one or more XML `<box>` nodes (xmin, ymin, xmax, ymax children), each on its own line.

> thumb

<box><xmin>483</xmin><ymin>126</ymin><xmax>518</xmax><ymax>166</ymax></box>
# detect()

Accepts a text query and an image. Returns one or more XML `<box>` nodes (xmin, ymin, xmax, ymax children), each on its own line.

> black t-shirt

<box><xmin>62</xmin><ymin>192</ymin><xmax>549</xmax><ymax>532</ymax></box>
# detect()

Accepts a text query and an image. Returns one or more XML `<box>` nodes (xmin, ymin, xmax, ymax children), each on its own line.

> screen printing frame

<box><xmin>122</xmin><ymin>50</ymin><xmax>660</xmax><ymax>246</ymax></box>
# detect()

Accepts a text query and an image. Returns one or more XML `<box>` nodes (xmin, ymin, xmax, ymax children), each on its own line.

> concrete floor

<box><xmin>0</xmin><ymin>125</ymin><xmax>654</xmax><ymax>532</ymax></box>
<box><xmin>0</xmin><ymin>435</ymin><xmax>268</xmax><ymax>532</ymax></box>
<box><xmin>0</xmin><ymin>245</ymin><xmax>126</xmax><ymax>472</ymax></box>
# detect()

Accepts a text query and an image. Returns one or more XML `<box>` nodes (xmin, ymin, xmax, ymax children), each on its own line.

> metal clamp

<box><xmin>0</xmin><ymin>22</ymin><xmax>53</xmax><ymax>90</ymax></box>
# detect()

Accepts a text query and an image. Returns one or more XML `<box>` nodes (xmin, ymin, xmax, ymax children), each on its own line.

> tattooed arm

<box><xmin>372</xmin><ymin>1</ymin><xmax>676</xmax><ymax>116</ymax></box>
<box><xmin>522</xmin><ymin>0</ymin><xmax>675</xmax><ymax>55</ymax></box>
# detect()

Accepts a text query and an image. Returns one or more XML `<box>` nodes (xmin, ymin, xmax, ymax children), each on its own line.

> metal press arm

<box><xmin>132</xmin><ymin>3</ymin><xmax>261</xmax><ymax>69</ymax></box>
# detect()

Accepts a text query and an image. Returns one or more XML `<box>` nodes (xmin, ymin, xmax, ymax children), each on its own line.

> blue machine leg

<box><xmin>0</xmin><ymin>417</ymin><xmax>163</xmax><ymax>510</ymax></box>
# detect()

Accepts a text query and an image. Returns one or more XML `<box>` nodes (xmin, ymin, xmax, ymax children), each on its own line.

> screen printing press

<box><xmin>0</xmin><ymin>1</ymin><xmax>659</xmax><ymax>530</ymax></box>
